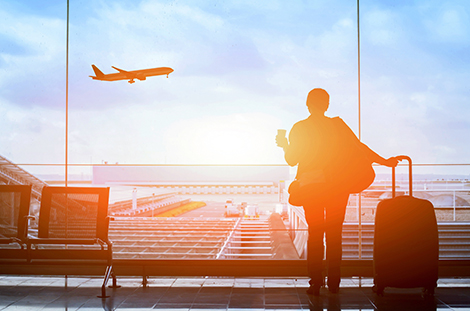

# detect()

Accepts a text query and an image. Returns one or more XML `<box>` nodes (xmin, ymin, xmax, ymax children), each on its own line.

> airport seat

<box><xmin>0</xmin><ymin>185</ymin><xmax>32</xmax><ymax>262</ymax></box>
<box><xmin>27</xmin><ymin>186</ymin><xmax>118</xmax><ymax>298</ymax></box>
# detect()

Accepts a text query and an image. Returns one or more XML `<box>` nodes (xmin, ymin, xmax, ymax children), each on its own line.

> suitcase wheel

<box><xmin>372</xmin><ymin>285</ymin><xmax>384</xmax><ymax>296</ymax></box>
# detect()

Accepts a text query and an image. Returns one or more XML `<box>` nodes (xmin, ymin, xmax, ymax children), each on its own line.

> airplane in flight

<box><xmin>90</xmin><ymin>65</ymin><xmax>174</xmax><ymax>84</ymax></box>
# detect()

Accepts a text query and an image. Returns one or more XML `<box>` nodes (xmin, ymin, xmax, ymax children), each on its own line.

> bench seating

<box><xmin>1</xmin><ymin>185</ymin><xmax>117</xmax><ymax>298</ymax></box>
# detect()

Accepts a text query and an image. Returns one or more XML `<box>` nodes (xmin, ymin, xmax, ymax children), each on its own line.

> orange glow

<box><xmin>155</xmin><ymin>201</ymin><xmax>206</xmax><ymax>217</ymax></box>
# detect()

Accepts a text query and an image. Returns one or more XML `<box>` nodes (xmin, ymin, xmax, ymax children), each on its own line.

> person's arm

<box><xmin>276</xmin><ymin>125</ymin><xmax>300</xmax><ymax>166</ymax></box>
<box><xmin>360</xmin><ymin>142</ymin><xmax>398</xmax><ymax>167</ymax></box>
<box><xmin>337</xmin><ymin>118</ymin><xmax>398</xmax><ymax>167</ymax></box>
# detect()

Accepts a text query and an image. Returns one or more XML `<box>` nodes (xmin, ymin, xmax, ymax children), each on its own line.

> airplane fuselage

<box><xmin>90</xmin><ymin>65</ymin><xmax>174</xmax><ymax>83</ymax></box>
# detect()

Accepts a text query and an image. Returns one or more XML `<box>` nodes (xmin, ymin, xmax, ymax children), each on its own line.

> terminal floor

<box><xmin>0</xmin><ymin>276</ymin><xmax>469</xmax><ymax>310</ymax></box>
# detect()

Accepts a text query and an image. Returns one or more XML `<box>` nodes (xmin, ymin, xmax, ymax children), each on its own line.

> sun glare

<box><xmin>164</xmin><ymin>114</ymin><xmax>280</xmax><ymax>164</ymax></box>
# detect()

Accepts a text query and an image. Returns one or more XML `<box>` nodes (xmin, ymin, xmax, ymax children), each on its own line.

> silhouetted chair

<box><xmin>0</xmin><ymin>184</ymin><xmax>32</xmax><ymax>262</ymax></box>
<box><xmin>27</xmin><ymin>186</ymin><xmax>118</xmax><ymax>298</ymax></box>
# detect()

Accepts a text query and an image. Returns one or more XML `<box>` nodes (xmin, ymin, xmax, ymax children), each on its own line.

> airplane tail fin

<box><xmin>91</xmin><ymin>64</ymin><xmax>104</xmax><ymax>78</ymax></box>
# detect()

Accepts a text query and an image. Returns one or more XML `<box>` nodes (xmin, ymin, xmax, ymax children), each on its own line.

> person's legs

<box><xmin>303</xmin><ymin>204</ymin><xmax>326</xmax><ymax>289</ymax></box>
<box><xmin>325</xmin><ymin>193</ymin><xmax>349</xmax><ymax>291</ymax></box>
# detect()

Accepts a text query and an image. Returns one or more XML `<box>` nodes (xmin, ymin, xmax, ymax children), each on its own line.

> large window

<box><xmin>1</xmin><ymin>1</ymin><xmax>470</xmax><ymax>263</ymax></box>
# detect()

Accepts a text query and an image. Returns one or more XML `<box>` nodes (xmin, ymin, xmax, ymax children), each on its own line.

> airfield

<box><xmin>108</xmin><ymin>184</ymin><xmax>470</xmax><ymax>222</ymax></box>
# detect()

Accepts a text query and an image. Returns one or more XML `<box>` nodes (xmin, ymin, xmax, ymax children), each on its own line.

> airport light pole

<box><xmin>65</xmin><ymin>0</ymin><xmax>69</xmax><ymax>187</ymax></box>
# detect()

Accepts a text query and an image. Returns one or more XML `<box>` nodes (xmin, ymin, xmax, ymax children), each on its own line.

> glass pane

<box><xmin>0</xmin><ymin>192</ymin><xmax>21</xmax><ymax>239</ymax></box>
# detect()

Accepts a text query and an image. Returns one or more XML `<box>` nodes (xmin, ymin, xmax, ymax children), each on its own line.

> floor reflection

<box><xmin>0</xmin><ymin>276</ymin><xmax>468</xmax><ymax>310</ymax></box>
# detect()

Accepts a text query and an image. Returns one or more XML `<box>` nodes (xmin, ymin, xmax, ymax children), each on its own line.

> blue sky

<box><xmin>0</xmin><ymin>0</ymin><xmax>469</xmax><ymax>175</ymax></box>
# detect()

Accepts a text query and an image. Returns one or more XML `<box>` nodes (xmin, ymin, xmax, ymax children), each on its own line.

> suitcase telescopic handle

<box><xmin>392</xmin><ymin>155</ymin><xmax>412</xmax><ymax>198</ymax></box>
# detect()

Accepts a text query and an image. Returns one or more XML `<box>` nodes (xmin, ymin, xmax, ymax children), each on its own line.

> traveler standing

<box><xmin>276</xmin><ymin>88</ymin><xmax>397</xmax><ymax>295</ymax></box>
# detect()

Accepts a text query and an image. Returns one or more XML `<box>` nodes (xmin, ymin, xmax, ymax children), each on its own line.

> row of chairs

<box><xmin>0</xmin><ymin>185</ymin><xmax>118</xmax><ymax>298</ymax></box>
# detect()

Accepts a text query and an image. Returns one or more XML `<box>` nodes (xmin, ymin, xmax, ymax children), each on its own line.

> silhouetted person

<box><xmin>276</xmin><ymin>88</ymin><xmax>397</xmax><ymax>295</ymax></box>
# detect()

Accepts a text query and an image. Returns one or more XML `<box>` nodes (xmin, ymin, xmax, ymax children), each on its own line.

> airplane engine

<box><xmin>137</xmin><ymin>75</ymin><xmax>146</xmax><ymax>81</ymax></box>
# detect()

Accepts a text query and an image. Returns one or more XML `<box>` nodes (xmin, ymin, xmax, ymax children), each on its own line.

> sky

<box><xmin>1</xmin><ymin>0</ymin><xmax>469</xmax><ymax>176</ymax></box>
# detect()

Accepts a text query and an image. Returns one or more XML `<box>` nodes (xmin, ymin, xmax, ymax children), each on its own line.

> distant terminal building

<box><xmin>93</xmin><ymin>165</ymin><xmax>290</xmax><ymax>195</ymax></box>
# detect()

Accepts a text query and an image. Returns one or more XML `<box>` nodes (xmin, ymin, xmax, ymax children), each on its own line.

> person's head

<box><xmin>306</xmin><ymin>88</ymin><xmax>329</xmax><ymax>115</ymax></box>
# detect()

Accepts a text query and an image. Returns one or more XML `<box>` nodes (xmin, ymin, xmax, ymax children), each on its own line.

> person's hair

<box><xmin>306</xmin><ymin>88</ymin><xmax>329</xmax><ymax>112</ymax></box>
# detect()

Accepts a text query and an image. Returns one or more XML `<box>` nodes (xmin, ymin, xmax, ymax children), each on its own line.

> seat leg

<box><xmin>108</xmin><ymin>268</ymin><xmax>121</xmax><ymax>288</ymax></box>
<box><xmin>142</xmin><ymin>275</ymin><xmax>148</xmax><ymax>287</ymax></box>
<box><xmin>97</xmin><ymin>266</ymin><xmax>112</xmax><ymax>298</ymax></box>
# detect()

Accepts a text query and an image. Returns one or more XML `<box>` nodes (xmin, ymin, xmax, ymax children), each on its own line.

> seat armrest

<box><xmin>20</xmin><ymin>215</ymin><xmax>36</xmax><ymax>241</ymax></box>
<box><xmin>10</xmin><ymin>237</ymin><xmax>25</xmax><ymax>248</ymax></box>
<box><xmin>96</xmin><ymin>238</ymin><xmax>112</xmax><ymax>246</ymax></box>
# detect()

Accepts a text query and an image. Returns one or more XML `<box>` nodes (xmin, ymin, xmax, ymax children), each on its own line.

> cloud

<box><xmin>420</xmin><ymin>2</ymin><xmax>470</xmax><ymax>44</ymax></box>
<box><xmin>1</xmin><ymin>0</ymin><xmax>470</xmax><ymax>167</ymax></box>
<box><xmin>1</xmin><ymin>0</ymin><xmax>358</xmax><ymax>113</ymax></box>
<box><xmin>0</xmin><ymin>101</ymin><xmax>65</xmax><ymax>163</ymax></box>
<box><xmin>66</xmin><ymin>0</ymin><xmax>275</xmax><ymax>111</ymax></box>
<box><xmin>0</xmin><ymin>33</ymin><xmax>32</xmax><ymax>58</ymax></box>
<box><xmin>0</xmin><ymin>5</ymin><xmax>66</xmax><ymax>108</ymax></box>
<box><xmin>363</xmin><ymin>8</ymin><xmax>404</xmax><ymax>47</ymax></box>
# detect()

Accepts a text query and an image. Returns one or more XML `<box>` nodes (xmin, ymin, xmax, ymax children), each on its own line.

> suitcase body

<box><xmin>373</xmin><ymin>156</ymin><xmax>439</xmax><ymax>295</ymax></box>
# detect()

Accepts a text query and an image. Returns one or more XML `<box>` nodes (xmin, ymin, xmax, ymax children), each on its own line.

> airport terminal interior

<box><xmin>2</xmin><ymin>1</ymin><xmax>470</xmax><ymax>310</ymax></box>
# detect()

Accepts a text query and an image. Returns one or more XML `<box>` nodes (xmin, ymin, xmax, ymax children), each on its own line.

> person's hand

<box><xmin>276</xmin><ymin>135</ymin><xmax>288</xmax><ymax>149</ymax></box>
<box><xmin>384</xmin><ymin>157</ymin><xmax>399</xmax><ymax>167</ymax></box>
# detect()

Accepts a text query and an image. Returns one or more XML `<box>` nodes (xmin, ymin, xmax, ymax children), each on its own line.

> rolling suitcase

<box><xmin>373</xmin><ymin>155</ymin><xmax>439</xmax><ymax>296</ymax></box>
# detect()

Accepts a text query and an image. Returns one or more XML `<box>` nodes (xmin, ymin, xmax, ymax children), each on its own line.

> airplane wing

<box><xmin>111</xmin><ymin>66</ymin><xmax>130</xmax><ymax>74</ymax></box>
<box><xmin>111</xmin><ymin>66</ymin><xmax>137</xmax><ymax>82</ymax></box>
